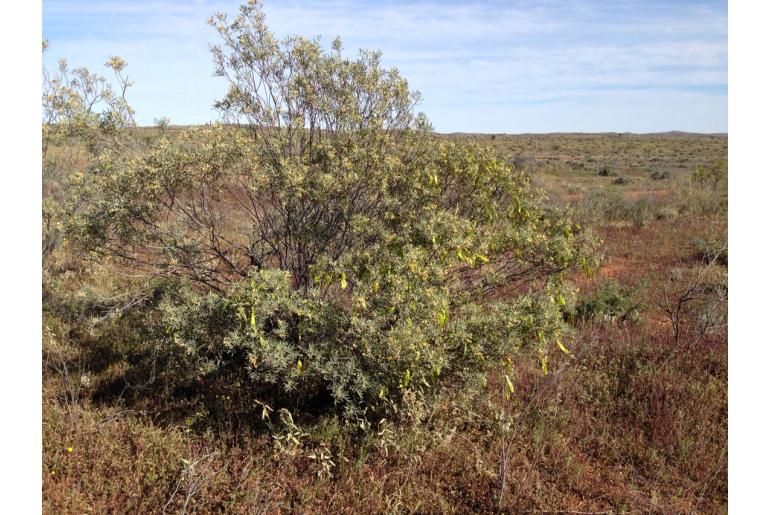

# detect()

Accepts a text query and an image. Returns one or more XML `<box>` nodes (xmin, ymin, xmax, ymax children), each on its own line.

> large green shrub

<box><xmin>69</xmin><ymin>2</ymin><xmax>597</xmax><ymax>421</ymax></box>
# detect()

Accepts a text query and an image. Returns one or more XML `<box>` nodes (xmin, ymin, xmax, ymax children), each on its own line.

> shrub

<box><xmin>42</xmin><ymin>43</ymin><xmax>137</xmax><ymax>269</ymax></box>
<box><xmin>650</xmin><ymin>170</ymin><xmax>670</xmax><ymax>180</ymax></box>
<box><xmin>67</xmin><ymin>2</ymin><xmax>597</xmax><ymax>422</ymax></box>
<box><xmin>576</xmin><ymin>189</ymin><xmax>655</xmax><ymax>228</ymax></box>
<box><xmin>612</xmin><ymin>176</ymin><xmax>632</xmax><ymax>185</ymax></box>
<box><xmin>655</xmin><ymin>205</ymin><xmax>680</xmax><ymax>221</ymax></box>
<box><xmin>597</xmin><ymin>164</ymin><xmax>616</xmax><ymax>177</ymax></box>
<box><xmin>692</xmin><ymin>159</ymin><xmax>727</xmax><ymax>191</ymax></box>
<box><xmin>574</xmin><ymin>279</ymin><xmax>640</xmax><ymax>323</ymax></box>
<box><xmin>673</xmin><ymin>161</ymin><xmax>728</xmax><ymax>217</ymax></box>
<box><xmin>628</xmin><ymin>198</ymin><xmax>654</xmax><ymax>228</ymax></box>
<box><xmin>658</xmin><ymin>266</ymin><xmax>727</xmax><ymax>346</ymax></box>
<box><xmin>693</xmin><ymin>234</ymin><xmax>728</xmax><ymax>266</ymax></box>
<box><xmin>686</xmin><ymin>159</ymin><xmax>727</xmax><ymax>215</ymax></box>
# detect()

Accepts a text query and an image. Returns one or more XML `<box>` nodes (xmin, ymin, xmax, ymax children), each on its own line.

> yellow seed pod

<box><xmin>504</xmin><ymin>373</ymin><xmax>515</xmax><ymax>400</ymax></box>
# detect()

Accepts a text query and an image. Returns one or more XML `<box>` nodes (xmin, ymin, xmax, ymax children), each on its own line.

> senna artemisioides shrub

<box><xmin>70</xmin><ymin>1</ymin><xmax>598</xmax><ymax>422</ymax></box>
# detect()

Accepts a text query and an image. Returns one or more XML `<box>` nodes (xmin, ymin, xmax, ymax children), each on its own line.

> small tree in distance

<box><xmin>71</xmin><ymin>1</ymin><xmax>598</xmax><ymax>422</ymax></box>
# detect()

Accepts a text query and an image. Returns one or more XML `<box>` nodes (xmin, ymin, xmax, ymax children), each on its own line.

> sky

<box><xmin>42</xmin><ymin>0</ymin><xmax>728</xmax><ymax>133</ymax></box>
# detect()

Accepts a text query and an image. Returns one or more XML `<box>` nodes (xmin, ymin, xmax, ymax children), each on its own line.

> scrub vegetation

<box><xmin>42</xmin><ymin>2</ymin><xmax>727</xmax><ymax>513</ymax></box>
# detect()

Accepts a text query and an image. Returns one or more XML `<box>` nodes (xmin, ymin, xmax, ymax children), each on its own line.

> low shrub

<box><xmin>675</xmin><ymin>183</ymin><xmax>727</xmax><ymax>217</ymax></box>
<box><xmin>693</xmin><ymin>234</ymin><xmax>728</xmax><ymax>266</ymax></box>
<box><xmin>577</xmin><ymin>190</ymin><xmax>654</xmax><ymax>228</ymax></box>
<box><xmin>623</xmin><ymin>198</ymin><xmax>655</xmax><ymax>229</ymax></box>
<box><xmin>655</xmin><ymin>204</ymin><xmax>680</xmax><ymax>221</ymax></box>
<box><xmin>693</xmin><ymin>159</ymin><xmax>727</xmax><ymax>191</ymax></box>
<box><xmin>673</xmin><ymin>160</ymin><xmax>727</xmax><ymax>217</ymax></box>
<box><xmin>574</xmin><ymin>278</ymin><xmax>641</xmax><ymax>323</ymax></box>
<box><xmin>650</xmin><ymin>170</ymin><xmax>670</xmax><ymax>180</ymax></box>
<box><xmin>612</xmin><ymin>176</ymin><xmax>632</xmax><ymax>185</ymax></box>
<box><xmin>597</xmin><ymin>164</ymin><xmax>616</xmax><ymax>177</ymax></box>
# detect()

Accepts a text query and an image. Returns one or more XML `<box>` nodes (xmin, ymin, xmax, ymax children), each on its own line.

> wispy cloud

<box><xmin>43</xmin><ymin>0</ymin><xmax>727</xmax><ymax>132</ymax></box>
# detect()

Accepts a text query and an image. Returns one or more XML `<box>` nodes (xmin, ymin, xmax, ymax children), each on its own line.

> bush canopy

<box><xmin>62</xmin><ymin>1</ymin><xmax>597</xmax><ymax>422</ymax></box>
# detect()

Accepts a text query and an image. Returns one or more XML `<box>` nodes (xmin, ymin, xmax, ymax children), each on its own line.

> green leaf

<box><xmin>402</xmin><ymin>369</ymin><xmax>411</xmax><ymax>388</ymax></box>
<box><xmin>437</xmin><ymin>308</ymin><xmax>448</xmax><ymax>327</ymax></box>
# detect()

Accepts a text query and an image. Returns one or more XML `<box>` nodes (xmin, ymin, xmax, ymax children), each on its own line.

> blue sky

<box><xmin>42</xmin><ymin>0</ymin><xmax>727</xmax><ymax>133</ymax></box>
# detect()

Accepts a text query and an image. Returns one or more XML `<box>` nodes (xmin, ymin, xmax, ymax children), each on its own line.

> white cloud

<box><xmin>43</xmin><ymin>0</ymin><xmax>727</xmax><ymax>132</ymax></box>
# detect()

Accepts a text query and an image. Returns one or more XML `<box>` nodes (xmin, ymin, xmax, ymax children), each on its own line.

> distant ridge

<box><xmin>134</xmin><ymin>126</ymin><xmax>728</xmax><ymax>138</ymax></box>
<box><xmin>443</xmin><ymin>131</ymin><xmax>727</xmax><ymax>137</ymax></box>
<box><xmin>647</xmin><ymin>130</ymin><xmax>728</xmax><ymax>137</ymax></box>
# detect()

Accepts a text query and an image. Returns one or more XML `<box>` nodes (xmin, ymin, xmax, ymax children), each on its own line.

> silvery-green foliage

<box><xmin>69</xmin><ymin>2</ymin><xmax>599</xmax><ymax>422</ymax></box>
